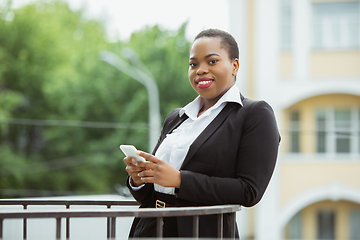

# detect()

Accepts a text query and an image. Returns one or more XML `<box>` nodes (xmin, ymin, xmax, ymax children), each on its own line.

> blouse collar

<box><xmin>179</xmin><ymin>85</ymin><xmax>243</xmax><ymax>120</ymax></box>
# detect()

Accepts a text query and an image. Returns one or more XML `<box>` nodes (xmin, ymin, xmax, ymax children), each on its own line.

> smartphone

<box><xmin>119</xmin><ymin>145</ymin><xmax>145</xmax><ymax>162</ymax></box>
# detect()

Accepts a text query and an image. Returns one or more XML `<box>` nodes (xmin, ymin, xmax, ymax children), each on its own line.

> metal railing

<box><xmin>0</xmin><ymin>199</ymin><xmax>240</xmax><ymax>239</ymax></box>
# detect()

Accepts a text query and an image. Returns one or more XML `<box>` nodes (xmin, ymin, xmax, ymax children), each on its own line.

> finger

<box><xmin>135</xmin><ymin>161</ymin><xmax>147</xmax><ymax>168</ymax></box>
<box><xmin>137</xmin><ymin>151</ymin><xmax>160</xmax><ymax>163</ymax></box>
<box><xmin>140</xmin><ymin>176</ymin><xmax>154</xmax><ymax>184</ymax></box>
<box><xmin>126</xmin><ymin>165</ymin><xmax>144</xmax><ymax>174</ymax></box>
<box><xmin>124</xmin><ymin>157</ymin><xmax>136</xmax><ymax>165</ymax></box>
<box><xmin>138</xmin><ymin>169</ymin><xmax>154</xmax><ymax>178</ymax></box>
<box><xmin>137</xmin><ymin>161</ymin><xmax>157</xmax><ymax>170</ymax></box>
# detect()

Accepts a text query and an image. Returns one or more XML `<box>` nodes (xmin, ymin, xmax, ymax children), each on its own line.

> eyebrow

<box><xmin>189</xmin><ymin>53</ymin><xmax>221</xmax><ymax>61</ymax></box>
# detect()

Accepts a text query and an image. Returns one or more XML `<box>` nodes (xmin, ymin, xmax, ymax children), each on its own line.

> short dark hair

<box><xmin>193</xmin><ymin>29</ymin><xmax>239</xmax><ymax>61</ymax></box>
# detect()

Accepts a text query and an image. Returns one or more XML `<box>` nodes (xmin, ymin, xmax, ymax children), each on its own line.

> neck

<box><xmin>202</xmin><ymin>93</ymin><xmax>224</xmax><ymax>111</ymax></box>
<box><xmin>197</xmin><ymin>98</ymin><xmax>218</xmax><ymax>117</ymax></box>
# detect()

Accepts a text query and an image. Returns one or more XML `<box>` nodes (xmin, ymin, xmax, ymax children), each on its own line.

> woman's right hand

<box><xmin>124</xmin><ymin>157</ymin><xmax>146</xmax><ymax>187</ymax></box>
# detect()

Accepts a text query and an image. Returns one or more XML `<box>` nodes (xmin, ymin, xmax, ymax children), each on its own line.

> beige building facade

<box><xmin>229</xmin><ymin>0</ymin><xmax>360</xmax><ymax>239</ymax></box>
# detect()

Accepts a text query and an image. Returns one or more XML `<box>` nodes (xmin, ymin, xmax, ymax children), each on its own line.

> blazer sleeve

<box><xmin>175</xmin><ymin>100</ymin><xmax>280</xmax><ymax>207</ymax></box>
<box><xmin>126</xmin><ymin>108</ymin><xmax>182</xmax><ymax>206</ymax></box>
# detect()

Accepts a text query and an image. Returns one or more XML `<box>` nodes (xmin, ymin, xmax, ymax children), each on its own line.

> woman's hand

<box><xmin>123</xmin><ymin>156</ymin><xmax>146</xmax><ymax>187</ymax></box>
<box><xmin>136</xmin><ymin>151</ymin><xmax>181</xmax><ymax>188</ymax></box>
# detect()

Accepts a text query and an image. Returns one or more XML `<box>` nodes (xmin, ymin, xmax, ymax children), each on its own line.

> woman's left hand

<box><xmin>136</xmin><ymin>151</ymin><xmax>181</xmax><ymax>188</ymax></box>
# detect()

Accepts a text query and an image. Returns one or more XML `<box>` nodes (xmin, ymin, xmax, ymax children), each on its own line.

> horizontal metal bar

<box><xmin>0</xmin><ymin>205</ymin><xmax>240</xmax><ymax>219</ymax></box>
<box><xmin>0</xmin><ymin>199</ymin><xmax>139</xmax><ymax>206</ymax></box>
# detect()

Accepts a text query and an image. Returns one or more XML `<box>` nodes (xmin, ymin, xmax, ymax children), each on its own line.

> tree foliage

<box><xmin>0</xmin><ymin>0</ymin><xmax>195</xmax><ymax>197</ymax></box>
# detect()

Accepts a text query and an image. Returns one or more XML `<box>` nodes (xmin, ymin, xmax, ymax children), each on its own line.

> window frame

<box><xmin>312</xmin><ymin>2</ymin><xmax>360</xmax><ymax>50</ymax></box>
<box><xmin>315</xmin><ymin>107</ymin><xmax>360</xmax><ymax>157</ymax></box>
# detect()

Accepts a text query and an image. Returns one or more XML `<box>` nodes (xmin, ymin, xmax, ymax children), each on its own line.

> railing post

<box><xmin>0</xmin><ymin>218</ymin><xmax>3</xmax><ymax>240</ymax></box>
<box><xmin>66</xmin><ymin>204</ymin><xmax>70</xmax><ymax>239</ymax></box>
<box><xmin>107</xmin><ymin>205</ymin><xmax>111</xmax><ymax>239</ymax></box>
<box><xmin>218</xmin><ymin>213</ymin><xmax>224</xmax><ymax>239</ymax></box>
<box><xmin>230</xmin><ymin>212</ymin><xmax>236</xmax><ymax>239</ymax></box>
<box><xmin>23</xmin><ymin>205</ymin><xmax>27</xmax><ymax>240</ymax></box>
<box><xmin>193</xmin><ymin>215</ymin><xmax>199</xmax><ymax>239</ymax></box>
<box><xmin>156</xmin><ymin>217</ymin><xmax>163</xmax><ymax>239</ymax></box>
<box><xmin>110</xmin><ymin>217</ymin><xmax>116</xmax><ymax>239</ymax></box>
<box><xmin>56</xmin><ymin>218</ymin><xmax>61</xmax><ymax>240</ymax></box>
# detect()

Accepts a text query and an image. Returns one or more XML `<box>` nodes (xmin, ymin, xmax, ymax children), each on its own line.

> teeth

<box><xmin>198</xmin><ymin>80</ymin><xmax>212</xmax><ymax>85</ymax></box>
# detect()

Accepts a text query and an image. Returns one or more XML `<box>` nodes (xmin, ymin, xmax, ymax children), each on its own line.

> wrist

<box><xmin>174</xmin><ymin>171</ymin><xmax>181</xmax><ymax>188</ymax></box>
<box><xmin>131</xmin><ymin>177</ymin><xmax>143</xmax><ymax>187</ymax></box>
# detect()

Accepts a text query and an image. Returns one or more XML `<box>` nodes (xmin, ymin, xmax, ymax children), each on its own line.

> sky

<box><xmin>5</xmin><ymin>0</ymin><xmax>230</xmax><ymax>41</ymax></box>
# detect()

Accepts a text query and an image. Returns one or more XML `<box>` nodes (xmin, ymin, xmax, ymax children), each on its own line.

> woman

<box><xmin>124</xmin><ymin>29</ymin><xmax>280</xmax><ymax>238</ymax></box>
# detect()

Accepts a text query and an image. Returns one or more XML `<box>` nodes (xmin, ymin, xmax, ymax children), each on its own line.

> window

<box><xmin>317</xmin><ymin>210</ymin><xmax>335</xmax><ymax>240</ymax></box>
<box><xmin>350</xmin><ymin>210</ymin><xmax>360</xmax><ymax>240</ymax></box>
<box><xmin>316</xmin><ymin>108</ymin><xmax>360</xmax><ymax>155</ymax></box>
<box><xmin>334</xmin><ymin>109</ymin><xmax>351</xmax><ymax>153</ymax></box>
<box><xmin>316</xmin><ymin>109</ymin><xmax>327</xmax><ymax>153</ymax></box>
<box><xmin>358</xmin><ymin>110</ymin><xmax>360</xmax><ymax>154</ymax></box>
<box><xmin>281</xmin><ymin>0</ymin><xmax>292</xmax><ymax>50</ymax></box>
<box><xmin>312</xmin><ymin>2</ymin><xmax>359</xmax><ymax>49</ymax></box>
<box><xmin>290</xmin><ymin>110</ymin><xmax>300</xmax><ymax>153</ymax></box>
<box><xmin>288</xmin><ymin>211</ymin><xmax>302</xmax><ymax>239</ymax></box>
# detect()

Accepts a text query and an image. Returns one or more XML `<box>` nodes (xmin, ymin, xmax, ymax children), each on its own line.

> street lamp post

<box><xmin>99</xmin><ymin>50</ymin><xmax>161</xmax><ymax>152</ymax></box>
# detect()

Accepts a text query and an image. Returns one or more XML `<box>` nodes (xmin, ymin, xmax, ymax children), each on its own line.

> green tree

<box><xmin>0</xmin><ymin>0</ymin><xmax>195</xmax><ymax>198</ymax></box>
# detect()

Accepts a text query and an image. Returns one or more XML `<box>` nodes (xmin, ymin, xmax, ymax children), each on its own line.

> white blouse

<box><xmin>131</xmin><ymin>85</ymin><xmax>242</xmax><ymax>195</ymax></box>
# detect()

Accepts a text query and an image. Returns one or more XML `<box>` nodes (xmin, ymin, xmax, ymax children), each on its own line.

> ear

<box><xmin>232</xmin><ymin>58</ymin><xmax>239</xmax><ymax>76</ymax></box>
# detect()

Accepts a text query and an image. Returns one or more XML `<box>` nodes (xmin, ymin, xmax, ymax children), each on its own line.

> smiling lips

<box><xmin>196</xmin><ymin>77</ymin><xmax>214</xmax><ymax>89</ymax></box>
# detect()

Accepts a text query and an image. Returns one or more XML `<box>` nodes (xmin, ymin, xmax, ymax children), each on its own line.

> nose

<box><xmin>196</xmin><ymin>63</ymin><xmax>209</xmax><ymax>75</ymax></box>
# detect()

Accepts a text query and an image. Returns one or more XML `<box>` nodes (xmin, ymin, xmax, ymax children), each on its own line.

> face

<box><xmin>188</xmin><ymin>37</ymin><xmax>239</xmax><ymax>107</ymax></box>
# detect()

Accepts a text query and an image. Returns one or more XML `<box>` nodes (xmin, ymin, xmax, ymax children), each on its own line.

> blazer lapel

<box><xmin>167</xmin><ymin>113</ymin><xmax>188</xmax><ymax>135</ymax></box>
<box><xmin>153</xmin><ymin>110</ymin><xmax>188</xmax><ymax>154</ymax></box>
<box><xmin>180</xmin><ymin>102</ymin><xmax>239</xmax><ymax>169</ymax></box>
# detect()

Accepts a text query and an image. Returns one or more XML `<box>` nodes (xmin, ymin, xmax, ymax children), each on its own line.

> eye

<box><xmin>189</xmin><ymin>62</ymin><xmax>197</xmax><ymax>67</ymax></box>
<box><xmin>209</xmin><ymin>59</ymin><xmax>218</xmax><ymax>65</ymax></box>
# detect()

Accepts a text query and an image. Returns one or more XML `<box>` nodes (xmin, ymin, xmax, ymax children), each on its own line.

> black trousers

<box><xmin>132</xmin><ymin>216</ymin><xmax>178</xmax><ymax>238</ymax></box>
<box><xmin>132</xmin><ymin>192</ymin><xmax>178</xmax><ymax>238</ymax></box>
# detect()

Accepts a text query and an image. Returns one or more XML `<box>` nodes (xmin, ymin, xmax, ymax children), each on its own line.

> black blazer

<box><xmin>127</xmin><ymin>93</ymin><xmax>280</xmax><ymax>238</ymax></box>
